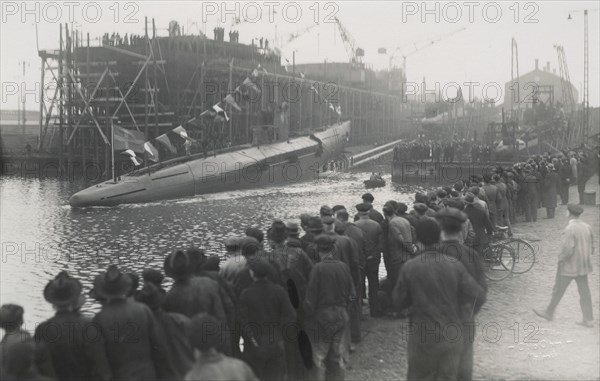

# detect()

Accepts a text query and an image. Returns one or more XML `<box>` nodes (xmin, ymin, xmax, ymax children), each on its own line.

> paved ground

<box><xmin>348</xmin><ymin>176</ymin><xmax>600</xmax><ymax>381</ymax></box>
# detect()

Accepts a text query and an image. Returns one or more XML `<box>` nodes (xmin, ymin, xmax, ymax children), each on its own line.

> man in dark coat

<box><xmin>482</xmin><ymin>174</ymin><xmax>500</xmax><ymax>229</ymax></box>
<box><xmin>383</xmin><ymin>204</ymin><xmax>414</xmax><ymax>289</ymax></box>
<box><xmin>0</xmin><ymin>304</ymin><xmax>32</xmax><ymax>374</ymax></box>
<box><xmin>300</xmin><ymin>217</ymin><xmax>323</xmax><ymax>263</ymax></box>
<box><xmin>463</xmin><ymin>192</ymin><xmax>493</xmax><ymax>254</ymax></box>
<box><xmin>522</xmin><ymin>166</ymin><xmax>540</xmax><ymax>222</ymax></box>
<box><xmin>92</xmin><ymin>265</ymin><xmax>172</xmax><ymax>381</ymax></box>
<box><xmin>322</xmin><ymin>217</ymin><xmax>360</xmax><ymax>289</ymax></box>
<box><xmin>163</xmin><ymin>251</ymin><xmax>227</xmax><ymax>322</ymax></box>
<box><xmin>34</xmin><ymin>272</ymin><xmax>111</xmax><ymax>381</ymax></box>
<box><xmin>185</xmin><ymin>314</ymin><xmax>259</xmax><ymax>381</ymax></box>
<box><xmin>393</xmin><ymin>219</ymin><xmax>485</xmax><ymax>381</ymax></box>
<box><xmin>542</xmin><ymin>164</ymin><xmax>560</xmax><ymax>218</ymax></box>
<box><xmin>136</xmin><ymin>271</ymin><xmax>194</xmax><ymax>379</ymax></box>
<box><xmin>494</xmin><ymin>174</ymin><xmax>511</xmax><ymax>231</ymax></box>
<box><xmin>304</xmin><ymin>235</ymin><xmax>355</xmax><ymax>381</ymax></box>
<box><xmin>557</xmin><ymin>158</ymin><xmax>571</xmax><ymax>204</ymax></box>
<box><xmin>238</xmin><ymin>260</ymin><xmax>296</xmax><ymax>381</ymax></box>
<box><xmin>354</xmin><ymin>203</ymin><xmax>384</xmax><ymax>317</ymax></box>
<box><xmin>437</xmin><ymin>208</ymin><xmax>488</xmax><ymax>381</ymax></box>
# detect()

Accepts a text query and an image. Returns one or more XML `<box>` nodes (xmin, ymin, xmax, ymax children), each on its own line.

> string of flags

<box><xmin>117</xmin><ymin>63</ymin><xmax>340</xmax><ymax>167</ymax></box>
<box><xmin>310</xmin><ymin>83</ymin><xmax>342</xmax><ymax>117</ymax></box>
<box><xmin>118</xmin><ymin>70</ymin><xmax>264</xmax><ymax>166</ymax></box>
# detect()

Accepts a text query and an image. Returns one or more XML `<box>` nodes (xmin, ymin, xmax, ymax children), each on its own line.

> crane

<box><xmin>568</xmin><ymin>8</ymin><xmax>598</xmax><ymax>142</ymax></box>
<box><xmin>333</xmin><ymin>17</ymin><xmax>363</xmax><ymax>65</ymax></box>
<box><xmin>511</xmin><ymin>38</ymin><xmax>520</xmax><ymax>119</ymax></box>
<box><xmin>554</xmin><ymin>45</ymin><xmax>576</xmax><ymax>112</ymax></box>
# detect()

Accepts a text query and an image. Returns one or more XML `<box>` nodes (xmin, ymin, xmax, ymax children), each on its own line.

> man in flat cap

<box><xmin>393</xmin><ymin>219</ymin><xmax>484</xmax><ymax>381</ymax></box>
<box><xmin>463</xmin><ymin>192</ymin><xmax>493</xmax><ymax>255</ymax></box>
<box><xmin>322</xmin><ymin>216</ymin><xmax>360</xmax><ymax>290</ymax></box>
<box><xmin>437</xmin><ymin>208</ymin><xmax>487</xmax><ymax>381</ymax></box>
<box><xmin>238</xmin><ymin>259</ymin><xmax>296</xmax><ymax>381</ymax></box>
<box><xmin>301</xmin><ymin>216</ymin><xmax>324</xmax><ymax>263</ymax></box>
<box><xmin>534</xmin><ymin>204</ymin><xmax>594</xmax><ymax>328</ymax></box>
<box><xmin>353</xmin><ymin>193</ymin><xmax>384</xmax><ymax>223</ymax></box>
<box><xmin>383</xmin><ymin>203</ymin><xmax>414</xmax><ymax>290</ymax></box>
<box><xmin>355</xmin><ymin>203</ymin><xmax>384</xmax><ymax>317</ymax></box>
<box><xmin>320</xmin><ymin>205</ymin><xmax>334</xmax><ymax>218</ymax></box>
<box><xmin>305</xmin><ymin>234</ymin><xmax>355</xmax><ymax>381</ymax></box>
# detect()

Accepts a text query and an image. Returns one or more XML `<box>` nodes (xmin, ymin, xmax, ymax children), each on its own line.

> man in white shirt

<box><xmin>534</xmin><ymin>204</ymin><xmax>594</xmax><ymax>327</ymax></box>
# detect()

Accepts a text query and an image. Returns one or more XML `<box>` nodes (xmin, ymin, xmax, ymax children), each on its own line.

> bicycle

<box><xmin>481</xmin><ymin>227</ymin><xmax>516</xmax><ymax>281</ymax></box>
<box><xmin>504</xmin><ymin>237</ymin><xmax>536</xmax><ymax>274</ymax></box>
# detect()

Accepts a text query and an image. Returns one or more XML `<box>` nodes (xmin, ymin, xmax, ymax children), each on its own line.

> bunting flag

<box><xmin>242</xmin><ymin>77</ymin><xmax>261</xmax><ymax>95</ymax></box>
<box><xmin>299</xmin><ymin>72</ymin><xmax>305</xmax><ymax>79</ymax></box>
<box><xmin>154</xmin><ymin>133</ymin><xmax>177</xmax><ymax>154</ymax></box>
<box><xmin>251</xmin><ymin>68</ymin><xmax>259</xmax><ymax>77</ymax></box>
<box><xmin>335</xmin><ymin>105</ymin><xmax>342</xmax><ymax>116</ymax></box>
<box><xmin>122</xmin><ymin>149</ymin><xmax>142</xmax><ymax>166</ymax></box>
<box><xmin>144</xmin><ymin>142</ymin><xmax>159</xmax><ymax>162</ymax></box>
<box><xmin>172</xmin><ymin>126</ymin><xmax>190</xmax><ymax>140</ymax></box>
<box><xmin>212</xmin><ymin>103</ymin><xmax>229</xmax><ymax>122</ymax></box>
<box><xmin>224</xmin><ymin>93</ymin><xmax>242</xmax><ymax>112</ymax></box>
<box><xmin>113</xmin><ymin>125</ymin><xmax>145</xmax><ymax>154</ymax></box>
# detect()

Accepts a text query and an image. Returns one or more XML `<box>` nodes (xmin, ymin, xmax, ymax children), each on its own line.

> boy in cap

<box><xmin>185</xmin><ymin>313</ymin><xmax>258</xmax><ymax>381</ymax></box>
<box><xmin>305</xmin><ymin>235</ymin><xmax>356</xmax><ymax>381</ymax></box>
<box><xmin>0</xmin><ymin>303</ymin><xmax>32</xmax><ymax>376</ymax></box>
<box><xmin>534</xmin><ymin>204</ymin><xmax>594</xmax><ymax>327</ymax></box>
<box><xmin>35</xmin><ymin>271</ymin><xmax>112</xmax><ymax>381</ymax></box>
<box><xmin>238</xmin><ymin>260</ymin><xmax>296</xmax><ymax>381</ymax></box>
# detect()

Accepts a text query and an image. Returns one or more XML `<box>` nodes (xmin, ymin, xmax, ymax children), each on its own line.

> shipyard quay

<box><xmin>1</xmin><ymin>2</ymin><xmax>600</xmax><ymax>381</ymax></box>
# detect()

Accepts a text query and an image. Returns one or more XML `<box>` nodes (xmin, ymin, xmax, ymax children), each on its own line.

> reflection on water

<box><xmin>0</xmin><ymin>172</ymin><xmax>427</xmax><ymax>328</ymax></box>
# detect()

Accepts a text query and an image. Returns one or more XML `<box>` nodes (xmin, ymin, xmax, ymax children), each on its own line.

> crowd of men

<box><xmin>393</xmin><ymin>141</ymin><xmax>497</xmax><ymax>163</ymax></box>
<box><xmin>102</xmin><ymin>33</ymin><xmax>145</xmax><ymax>47</ymax></box>
<box><xmin>0</xmin><ymin>148</ymin><xmax>597</xmax><ymax>381</ymax></box>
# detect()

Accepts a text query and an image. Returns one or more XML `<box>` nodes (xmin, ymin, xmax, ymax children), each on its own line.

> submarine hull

<box><xmin>69</xmin><ymin>121</ymin><xmax>350</xmax><ymax>207</ymax></box>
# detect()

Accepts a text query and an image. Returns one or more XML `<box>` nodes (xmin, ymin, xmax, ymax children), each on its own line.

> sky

<box><xmin>1</xmin><ymin>0</ymin><xmax>599</xmax><ymax>111</ymax></box>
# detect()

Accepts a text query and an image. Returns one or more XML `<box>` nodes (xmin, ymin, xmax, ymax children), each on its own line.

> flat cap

<box><xmin>224</xmin><ymin>236</ymin><xmax>241</xmax><ymax>248</ymax></box>
<box><xmin>314</xmin><ymin>234</ymin><xmax>336</xmax><ymax>249</ymax></box>
<box><xmin>437</xmin><ymin>207</ymin><xmax>467</xmax><ymax>222</ymax></box>
<box><xmin>322</xmin><ymin>216</ymin><xmax>335</xmax><ymax>225</ymax></box>
<box><xmin>306</xmin><ymin>216</ymin><xmax>323</xmax><ymax>232</ymax></box>
<box><xmin>320</xmin><ymin>205</ymin><xmax>334</xmax><ymax>216</ymax></box>
<box><xmin>334</xmin><ymin>219</ymin><xmax>346</xmax><ymax>233</ymax></box>
<box><xmin>300</xmin><ymin>213</ymin><xmax>312</xmax><ymax>227</ymax></box>
<box><xmin>332</xmin><ymin>205</ymin><xmax>346</xmax><ymax>213</ymax></box>
<box><xmin>361</xmin><ymin>193</ymin><xmax>374</xmax><ymax>202</ymax></box>
<box><xmin>463</xmin><ymin>192</ymin><xmax>476</xmax><ymax>204</ymax></box>
<box><xmin>355</xmin><ymin>203</ymin><xmax>372</xmax><ymax>213</ymax></box>
<box><xmin>415</xmin><ymin>192</ymin><xmax>429</xmax><ymax>204</ymax></box>
<box><xmin>567</xmin><ymin>204</ymin><xmax>584</xmax><ymax>215</ymax></box>
<box><xmin>285</xmin><ymin>221</ymin><xmax>300</xmax><ymax>233</ymax></box>
<box><xmin>397</xmin><ymin>202</ymin><xmax>408</xmax><ymax>214</ymax></box>
<box><xmin>249</xmin><ymin>259</ymin><xmax>274</xmax><ymax>278</ymax></box>
<box><xmin>413</xmin><ymin>203</ymin><xmax>429</xmax><ymax>213</ymax></box>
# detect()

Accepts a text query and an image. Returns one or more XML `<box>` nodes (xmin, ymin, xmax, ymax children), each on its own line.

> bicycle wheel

<box><xmin>482</xmin><ymin>244</ymin><xmax>515</xmax><ymax>281</ymax></box>
<box><xmin>508</xmin><ymin>238</ymin><xmax>536</xmax><ymax>274</ymax></box>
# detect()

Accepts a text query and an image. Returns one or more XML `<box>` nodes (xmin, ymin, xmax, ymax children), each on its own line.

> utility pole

<box><xmin>18</xmin><ymin>60</ymin><xmax>29</xmax><ymax>128</ymax></box>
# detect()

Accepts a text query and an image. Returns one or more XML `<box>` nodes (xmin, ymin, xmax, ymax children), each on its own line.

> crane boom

<box><xmin>333</xmin><ymin>17</ymin><xmax>363</xmax><ymax>64</ymax></box>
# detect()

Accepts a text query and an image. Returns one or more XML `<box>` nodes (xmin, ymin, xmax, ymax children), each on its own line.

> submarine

<box><xmin>69</xmin><ymin>121</ymin><xmax>351</xmax><ymax>207</ymax></box>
